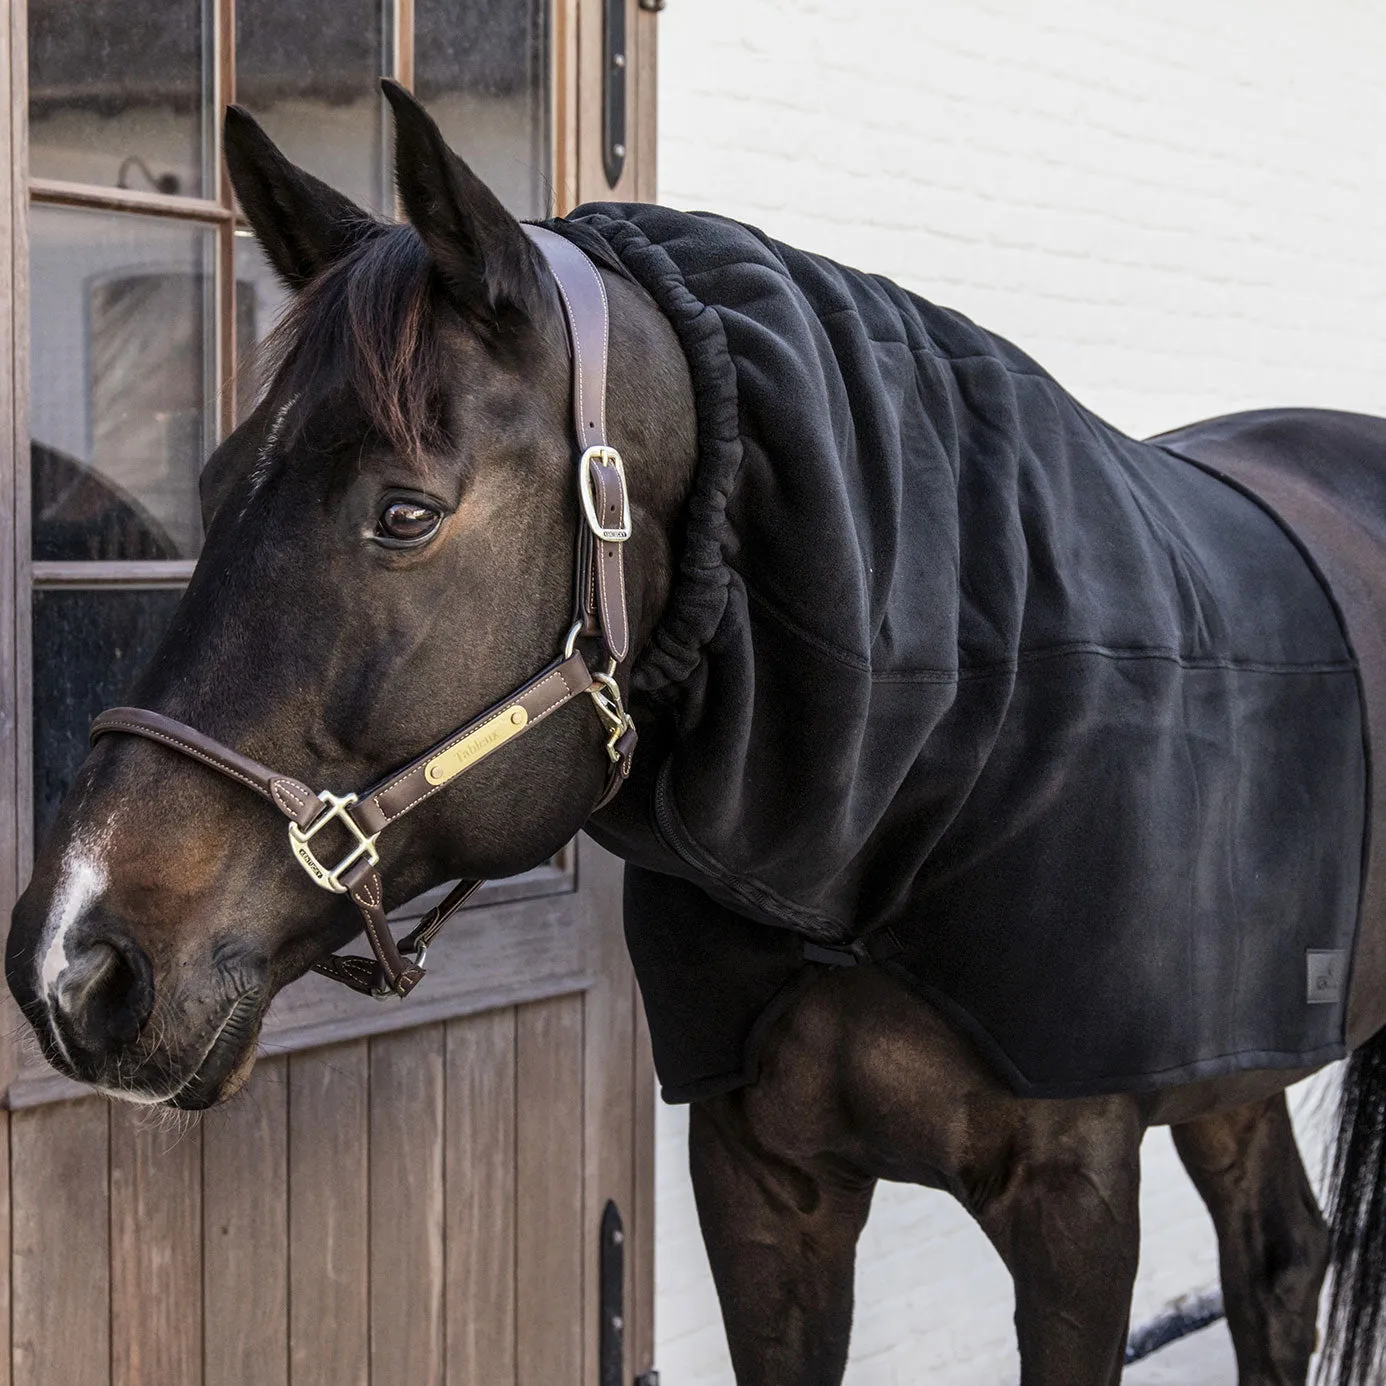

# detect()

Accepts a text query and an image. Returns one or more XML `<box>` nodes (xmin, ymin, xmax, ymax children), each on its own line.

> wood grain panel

<box><xmin>575</xmin><ymin>0</ymin><xmax>603</xmax><ymax>205</ymax></box>
<box><xmin>215</xmin><ymin>0</ymin><xmax>237</xmax><ymax>440</ymax></box>
<box><xmin>633</xmin><ymin>0</ymin><xmax>658</xmax><ymax>203</ymax></box>
<box><xmin>109</xmin><ymin>1109</ymin><xmax>202</xmax><ymax>1386</ymax></box>
<box><xmin>203</xmin><ymin>1058</ymin><xmax>289</xmax><ymax>1386</ymax></box>
<box><xmin>395</xmin><ymin>0</ymin><xmax>415</xmax><ymax>89</ymax></box>
<box><xmin>443</xmin><ymin>1010</ymin><xmax>516</xmax><ymax>1386</ymax></box>
<box><xmin>254</xmin><ymin>886</ymin><xmax>586</xmax><ymax>1061</ymax></box>
<box><xmin>369</xmin><ymin>1025</ymin><xmax>444</xmax><ymax>1386</ymax></box>
<box><xmin>9</xmin><ymin>0</ymin><xmax>33</xmax><ymax>890</ymax></box>
<box><xmin>554</xmin><ymin>0</ymin><xmax>580</xmax><ymax>213</ymax></box>
<box><xmin>0</xmin><ymin>0</ymin><xmax>19</xmax><ymax>992</ymax></box>
<box><xmin>28</xmin><ymin>180</ymin><xmax>232</xmax><ymax>223</ymax></box>
<box><xmin>631</xmin><ymin>978</ymin><xmax>658</xmax><ymax>1381</ymax></box>
<box><xmin>0</xmin><ymin>1110</ymin><xmax>12</xmax><ymax>1386</ymax></box>
<box><xmin>516</xmin><ymin>994</ymin><xmax>585</xmax><ymax>1385</ymax></box>
<box><xmin>580</xmin><ymin>842</ymin><xmax>634</xmax><ymax>1386</ymax></box>
<box><xmin>288</xmin><ymin>1042</ymin><xmax>368</xmax><ymax>1386</ymax></box>
<box><xmin>11</xmin><ymin>1099</ymin><xmax>110</xmax><ymax>1386</ymax></box>
<box><xmin>0</xmin><ymin>0</ymin><xmax>20</xmax><ymax>1367</ymax></box>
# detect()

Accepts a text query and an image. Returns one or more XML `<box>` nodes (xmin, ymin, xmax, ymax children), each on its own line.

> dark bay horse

<box><xmin>9</xmin><ymin>83</ymin><xmax>1386</xmax><ymax>1386</ymax></box>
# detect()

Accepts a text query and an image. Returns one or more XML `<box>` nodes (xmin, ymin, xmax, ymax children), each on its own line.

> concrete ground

<box><xmin>1123</xmin><ymin>1319</ymin><xmax>1236</xmax><ymax>1385</ymax></box>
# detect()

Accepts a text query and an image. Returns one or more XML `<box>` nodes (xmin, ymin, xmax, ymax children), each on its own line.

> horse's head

<box><xmin>6</xmin><ymin>83</ymin><xmax>695</xmax><ymax>1107</ymax></box>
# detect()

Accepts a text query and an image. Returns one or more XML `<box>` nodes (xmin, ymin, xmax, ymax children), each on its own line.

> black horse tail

<box><xmin>1324</xmin><ymin>1025</ymin><xmax>1386</xmax><ymax>1385</ymax></box>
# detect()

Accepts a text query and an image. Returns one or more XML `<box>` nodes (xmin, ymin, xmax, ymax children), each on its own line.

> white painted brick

<box><xmin>652</xmin><ymin>0</ymin><xmax>1384</xmax><ymax>1380</ymax></box>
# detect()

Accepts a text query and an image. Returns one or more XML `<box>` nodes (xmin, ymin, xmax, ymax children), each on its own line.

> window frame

<box><xmin>0</xmin><ymin>0</ymin><xmax>659</xmax><ymax>1101</ymax></box>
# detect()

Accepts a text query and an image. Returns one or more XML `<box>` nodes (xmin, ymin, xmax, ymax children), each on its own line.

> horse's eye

<box><xmin>376</xmin><ymin>499</ymin><xmax>442</xmax><ymax>545</ymax></box>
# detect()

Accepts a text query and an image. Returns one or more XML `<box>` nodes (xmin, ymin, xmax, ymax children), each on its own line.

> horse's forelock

<box><xmin>260</xmin><ymin>223</ymin><xmax>450</xmax><ymax>467</ymax></box>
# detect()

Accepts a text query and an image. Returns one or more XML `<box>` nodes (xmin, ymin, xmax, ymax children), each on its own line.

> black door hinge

<box><xmin>600</xmin><ymin>1200</ymin><xmax>626</xmax><ymax>1386</ymax></box>
<box><xmin>602</xmin><ymin>1200</ymin><xmax>658</xmax><ymax>1386</ymax></box>
<box><xmin>602</xmin><ymin>0</ymin><xmax>628</xmax><ymax>187</ymax></box>
<box><xmin>638</xmin><ymin>0</ymin><xmax>666</xmax><ymax>10</ymax></box>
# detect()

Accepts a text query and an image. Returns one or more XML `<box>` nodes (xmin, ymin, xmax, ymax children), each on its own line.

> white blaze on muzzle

<box><xmin>40</xmin><ymin>841</ymin><xmax>109</xmax><ymax>999</ymax></box>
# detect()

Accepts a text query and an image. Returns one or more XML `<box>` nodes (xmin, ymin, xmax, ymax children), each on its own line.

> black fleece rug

<box><xmin>552</xmin><ymin>204</ymin><xmax>1368</xmax><ymax>1101</ymax></box>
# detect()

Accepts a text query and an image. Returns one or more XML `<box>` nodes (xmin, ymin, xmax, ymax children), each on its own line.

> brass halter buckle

<box><xmin>589</xmin><ymin>670</ymin><xmax>636</xmax><ymax>762</ymax></box>
<box><xmin>578</xmin><ymin>446</ymin><xmax>632</xmax><ymax>543</ymax></box>
<box><xmin>288</xmin><ymin>790</ymin><xmax>381</xmax><ymax>894</ymax></box>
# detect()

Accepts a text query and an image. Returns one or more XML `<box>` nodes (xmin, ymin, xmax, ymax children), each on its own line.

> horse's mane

<box><xmin>259</xmin><ymin>222</ymin><xmax>448</xmax><ymax>465</ymax></box>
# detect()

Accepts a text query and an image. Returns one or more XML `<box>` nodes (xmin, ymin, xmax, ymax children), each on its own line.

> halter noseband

<box><xmin>89</xmin><ymin>225</ymin><xmax>636</xmax><ymax>1000</ymax></box>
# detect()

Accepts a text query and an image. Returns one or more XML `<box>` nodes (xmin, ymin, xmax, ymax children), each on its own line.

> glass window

<box><xmin>24</xmin><ymin>0</ymin><xmax>561</xmax><ymax>868</ymax></box>
<box><xmin>415</xmin><ymin>0</ymin><xmax>551</xmax><ymax>220</ymax></box>
<box><xmin>235</xmin><ymin>0</ymin><xmax>390</xmax><ymax>215</ymax></box>
<box><xmin>28</xmin><ymin>0</ymin><xmax>212</xmax><ymax>197</ymax></box>
<box><xmin>31</xmin><ymin>589</ymin><xmax>185</xmax><ymax>843</ymax></box>
<box><xmin>30</xmin><ymin>206</ymin><xmax>216</xmax><ymax>561</ymax></box>
<box><xmin>233</xmin><ymin>232</ymin><xmax>292</xmax><ymax>415</ymax></box>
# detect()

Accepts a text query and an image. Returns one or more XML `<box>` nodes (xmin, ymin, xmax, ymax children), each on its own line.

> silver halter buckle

<box><xmin>578</xmin><ymin>446</ymin><xmax>632</xmax><ymax>542</ymax></box>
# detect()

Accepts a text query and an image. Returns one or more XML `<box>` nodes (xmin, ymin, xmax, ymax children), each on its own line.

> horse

<box><xmin>8</xmin><ymin>81</ymin><xmax>1386</xmax><ymax>1386</ymax></box>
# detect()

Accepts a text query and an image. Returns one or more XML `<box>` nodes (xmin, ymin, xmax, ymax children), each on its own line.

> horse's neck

<box><xmin>602</xmin><ymin>268</ymin><xmax>699</xmax><ymax>671</ymax></box>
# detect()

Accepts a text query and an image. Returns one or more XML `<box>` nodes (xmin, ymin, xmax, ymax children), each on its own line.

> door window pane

<box><xmin>28</xmin><ymin>0</ymin><xmax>211</xmax><ymax>197</ymax></box>
<box><xmin>32</xmin><ymin>589</ymin><xmax>184</xmax><ymax>845</ymax></box>
<box><xmin>415</xmin><ymin>0</ymin><xmax>551</xmax><ymax>219</ymax></box>
<box><xmin>236</xmin><ymin>0</ymin><xmax>390</xmax><ymax>215</ymax></box>
<box><xmin>30</xmin><ymin>206</ymin><xmax>216</xmax><ymax>561</ymax></box>
<box><xmin>233</xmin><ymin>232</ymin><xmax>292</xmax><ymax>418</ymax></box>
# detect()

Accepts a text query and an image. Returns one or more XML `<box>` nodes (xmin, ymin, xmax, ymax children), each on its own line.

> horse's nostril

<box><xmin>52</xmin><ymin>935</ymin><xmax>155</xmax><ymax>1052</ymax></box>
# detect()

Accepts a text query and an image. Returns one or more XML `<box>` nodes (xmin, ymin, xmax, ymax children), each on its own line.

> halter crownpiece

<box><xmin>89</xmin><ymin>225</ymin><xmax>636</xmax><ymax>999</ymax></box>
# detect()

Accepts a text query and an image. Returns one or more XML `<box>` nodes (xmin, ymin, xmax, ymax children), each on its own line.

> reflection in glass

<box><xmin>28</xmin><ymin>0</ymin><xmax>211</xmax><ymax>196</ymax></box>
<box><xmin>32</xmin><ymin>589</ymin><xmax>183</xmax><ymax>845</ymax></box>
<box><xmin>236</xmin><ymin>0</ymin><xmax>389</xmax><ymax>214</ymax></box>
<box><xmin>415</xmin><ymin>0</ymin><xmax>551</xmax><ymax>219</ymax></box>
<box><xmin>233</xmin><ymin>232</ymin><xmax>292</xmax><ymax>420</ymax></box>
<box><xmin>30</xmin><ymin>206</ymin><xmax>216</xmax><ymax>561</ymax></box>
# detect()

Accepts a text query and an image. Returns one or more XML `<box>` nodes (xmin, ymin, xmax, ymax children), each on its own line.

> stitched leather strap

<box><xmin>525</xmin><ymin>226</ymin><xmax>610</xmax><ymax>463</ymax></box>
<box><xmin>348</xmin><ymin>651</ymin><xmax>596</xmax><ymax>837</ymax></box>
<box><xmin>89</xmin><ymin>708</ymin><xmax>322</xmax><ymax>829</ymax></box>
<box><xmin>524</xmin><ymin>224</ymin><xmax>631</xmax><ymax>665</ymax></box>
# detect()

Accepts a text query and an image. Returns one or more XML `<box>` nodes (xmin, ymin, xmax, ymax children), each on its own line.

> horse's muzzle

<box><xmin>47</xmin><ymin>930</ymin><xmax>155</xmax><ymax>1060</ymax></box>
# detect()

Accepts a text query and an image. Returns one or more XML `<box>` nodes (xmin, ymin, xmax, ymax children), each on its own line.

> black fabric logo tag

<box><xmin>1307</xmin><ymin>950</ymin><xmax>1346</xmax><ymax>1006</ymax></box>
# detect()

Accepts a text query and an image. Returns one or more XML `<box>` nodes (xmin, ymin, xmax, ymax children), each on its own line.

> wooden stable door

<box><xmin>0</xmin><ymin>1</ymin><xmax>660</xmax><ymax>1383</ymax></box>
<box><xmin>6</xmin><ymin>841</ymin><xmax>655</xmax><ymax>1386</ymax></box>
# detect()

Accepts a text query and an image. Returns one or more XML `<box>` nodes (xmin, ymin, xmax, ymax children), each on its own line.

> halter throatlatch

<box><xmin>89</xmin><ymin>225</ymin><xmax>637</xmax><ymax>999</ymax></box>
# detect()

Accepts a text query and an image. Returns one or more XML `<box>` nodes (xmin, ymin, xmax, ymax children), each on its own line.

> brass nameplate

<box><xmin>425</xmin><ymin>705</ymin><xmax>529</xmax><ymax>785</ymax></box>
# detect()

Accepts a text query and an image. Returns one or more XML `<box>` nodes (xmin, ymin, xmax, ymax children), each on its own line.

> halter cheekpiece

<box><xmin>89</xmin><ymin>225</ymin><xmax>636</xmax><ymax>999</ymax></box>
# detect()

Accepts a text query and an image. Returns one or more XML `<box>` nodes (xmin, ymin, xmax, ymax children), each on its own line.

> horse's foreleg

<box><xmin>688</xmin><ymin>1093</ymin><xmax>875</xmax><ymax>1386</ymax></box>
<box><xmin>1172</xmin><ymin>1094</ymin><xmax>1328</xmax><ymax>1386</ymax></box>
<box><xmin>969</xmin><ymin>1104</ymin><xmax>1143</xmax><ymax>1386</ymax></box>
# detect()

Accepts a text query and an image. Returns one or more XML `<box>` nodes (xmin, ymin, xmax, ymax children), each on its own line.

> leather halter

<box><xmin>89</xmin><ymin>225</ymin><xmax>636</xmax><ymax>999</ymax></box>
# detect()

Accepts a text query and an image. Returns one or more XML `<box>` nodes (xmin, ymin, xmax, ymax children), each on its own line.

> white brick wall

<box><xmin>651</xmin><ymin>1</ymin><xmax>1386</xmax><ymax>1381</ymax></box>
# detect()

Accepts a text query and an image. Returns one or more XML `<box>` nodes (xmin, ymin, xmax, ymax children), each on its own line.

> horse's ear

<box><xmin>224</xmin><ymin>106</ymin><xmax>371</xmax><ymax>291</ymax></box>
<box><xmin>382</xmin><ymin>79</ymin><xmax>543</xmax><ymax>321</ymax></box>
